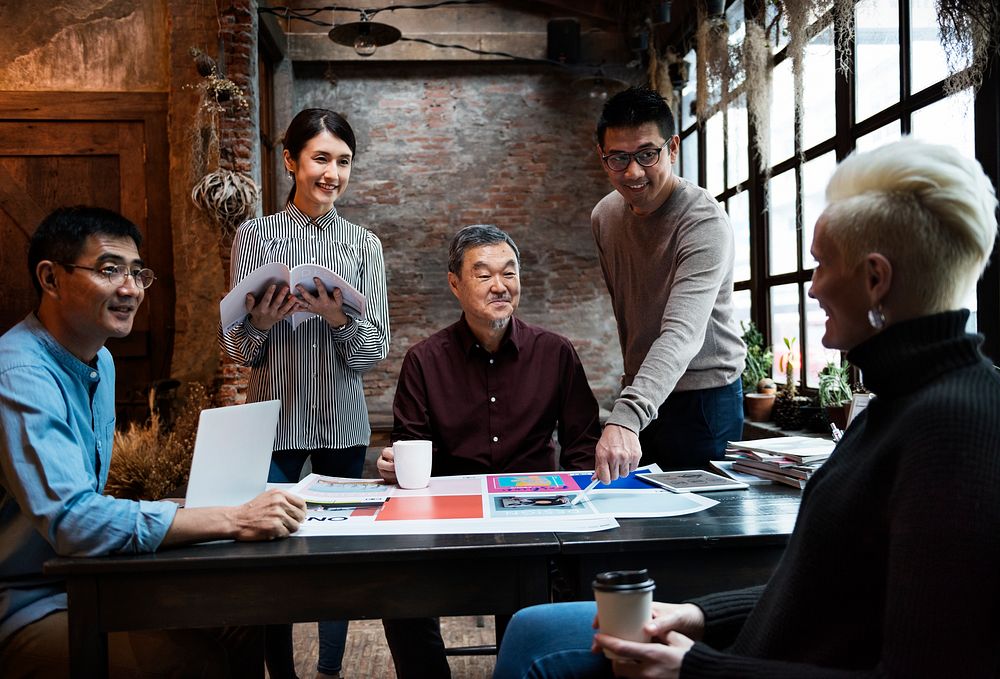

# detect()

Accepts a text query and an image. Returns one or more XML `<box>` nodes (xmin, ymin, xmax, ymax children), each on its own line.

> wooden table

<box><xmin>555</xmin><ymin>484</ymin><xmax>802</xmax><ymax>601</ymax></box>
<box><xmin>44</xmin><ymin>532</ymin><xmax>559</xmax><ymax>678</ymax></box>
<box><xmin>44</xmin><ymin>484</ymin><xmax>801</xmax><ymax>677</ymax></box>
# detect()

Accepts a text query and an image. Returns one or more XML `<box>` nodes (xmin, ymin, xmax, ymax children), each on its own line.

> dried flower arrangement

<box><xmin>186</xmin><ymin>47</ymin><xmax>260</xmax><ymax>235</ymax></box>
<box><xmin>191</xmin><ymin>168</ymin><xmax>260</xmax><ymax>235</ymax></box>
<box><xmin>187</xmin><ymin>47</ymin><xmax>249</xmax><ymax>112</ymax></box>
<box><xmin>105</xmin><ymin>382</ymin><xmax>210</xmax><ymax>501</ymax></box>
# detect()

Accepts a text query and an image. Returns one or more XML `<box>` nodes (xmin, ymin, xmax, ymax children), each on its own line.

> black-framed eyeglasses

<box><xmin>58</xmin><ymin>263</ymin><xmax>156</xmax><ymax>289</ymax></box>
<box><xmin>601</xmin><ymin>140</ymin><xmax>670</xmax><ymax>172</ymax></box>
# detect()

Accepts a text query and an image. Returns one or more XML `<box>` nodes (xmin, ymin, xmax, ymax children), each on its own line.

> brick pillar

<box><xmin>214</xmin><ymin>0</ymin><xmax>259</xmax><ymax>406</ymax></box>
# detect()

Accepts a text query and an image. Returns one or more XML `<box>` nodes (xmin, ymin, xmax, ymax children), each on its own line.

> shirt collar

<box><xmin>285</xmin><ymin>201</ymin><xmax>340</xmax><ymax>230</ymax></box>
<box><xmin>456</xmin><ymin>314</ymin><xmax>522</xmax><ymax>356</ymax></box>
<box><xmin>25</xmin><ymin>313</ymin><xmax>104</xmax><ymax>383</ymax></box>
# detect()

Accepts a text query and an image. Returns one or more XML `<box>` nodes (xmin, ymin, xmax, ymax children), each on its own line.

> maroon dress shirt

<box><xmin>392</xmin><ymin>315</ymin><xmax>600</xmax><ymax>475</ymax></box>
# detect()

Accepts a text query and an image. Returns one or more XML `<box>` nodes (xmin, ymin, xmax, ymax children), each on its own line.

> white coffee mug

<box><xmin>393</xmin><ymin>440</ymin><xmax>433</xmax><ymax>489</ymax></box>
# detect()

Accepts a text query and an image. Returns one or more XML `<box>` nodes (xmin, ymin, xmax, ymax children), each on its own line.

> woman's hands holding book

<box><xmin>245</xmin><ymin>284</ymin><xmax>299</xmax><ymax>331</ymax></box>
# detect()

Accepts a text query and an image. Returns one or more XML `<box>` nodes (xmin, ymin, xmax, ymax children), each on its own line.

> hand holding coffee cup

<box><xmin>592</xmin><ymin>569</ymin><xmax>655</xmax><ymax>659</ymax></box>
<box><xmin>392</xmin><ymin>439</ymin><xmax>433</xmax><ymax>489</ymax></box>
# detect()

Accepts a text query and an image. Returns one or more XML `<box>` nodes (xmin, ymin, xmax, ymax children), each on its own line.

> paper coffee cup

<box><xmin>593</xmin><ymin>569</ymin><xmax>655</xmax><ymax>659</ymax></box>
<box><xmin>393</xmin><ymin>440</ymin><xmax>433</xmax><ymax>489</ymax></box>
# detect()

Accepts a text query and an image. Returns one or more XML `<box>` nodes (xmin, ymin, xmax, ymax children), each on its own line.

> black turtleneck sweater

<box><xmin>682</xmin><ymin>310</ymin><xmax>1000</xmax><ymax>678</ymax></box>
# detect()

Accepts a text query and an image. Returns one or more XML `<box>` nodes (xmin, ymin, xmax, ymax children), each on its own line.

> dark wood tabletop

<box><xmin>554</xmin><ymin>484</ymin><xmax>802</xmax><ymax>601</ymax></box>
<box><xmin>43</xmin><ymin>483</ymin><xmax>802</xmax><ymax>677</ymax></box>
<box><xmin>45</xmin><ymin>531</ymin><xmax>561</xmax><ymax>678</ymax></box>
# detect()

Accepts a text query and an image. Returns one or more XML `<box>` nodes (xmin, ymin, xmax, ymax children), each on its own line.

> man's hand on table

<box><xmin>376</xmin><ymin>447</ymin><xmax>397</xmax><ymax>485</ymax></box>
<box><xmin>232</xmin><ymin>489</ymin><xmax>307</xmax><ymax>541</ymax></box>
<box><xmin>594</xmin><ymin>424</ymin><xmax>642</xmax><ymax>484</ymax></box>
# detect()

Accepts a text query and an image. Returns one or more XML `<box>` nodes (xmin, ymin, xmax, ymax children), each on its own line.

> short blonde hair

<box><xmin>823</xmin><ymin>138</ymin><xmax>998</xmax><ymax>313</ymax></box>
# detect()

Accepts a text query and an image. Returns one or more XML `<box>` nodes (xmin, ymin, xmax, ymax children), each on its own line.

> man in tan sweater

<box><xmin>591</xmin><ymin>87</ymin><xmax>746</xmax><ymax>482</ymax></box>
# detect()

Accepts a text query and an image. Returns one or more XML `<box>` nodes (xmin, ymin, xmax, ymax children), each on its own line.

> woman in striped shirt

<box><xmin>220</xmin><ymin>108</ymin><xmax>390</xmax><ymax>679</ymax></box>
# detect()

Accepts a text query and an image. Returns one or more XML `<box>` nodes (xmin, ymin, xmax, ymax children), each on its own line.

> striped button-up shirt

<box><xmin>220</xmin><ymin>203</ymin><xmax>390</xmax><ymax>450</ymax></box>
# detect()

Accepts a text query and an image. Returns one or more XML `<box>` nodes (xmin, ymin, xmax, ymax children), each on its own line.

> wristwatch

<box><xmin>332</xmin><ymin>318</ymin><xmax>351</xmax><ymax>331</ymax></box>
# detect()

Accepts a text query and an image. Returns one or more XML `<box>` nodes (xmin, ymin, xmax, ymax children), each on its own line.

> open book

<box><xmin>220</xmin><ymin>261</ymin><xmax>366</xmax><ymax>332</ymax></box>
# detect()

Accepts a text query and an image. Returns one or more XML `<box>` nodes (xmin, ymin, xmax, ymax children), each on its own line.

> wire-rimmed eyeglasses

<box><xmin>601</xmin><ymin>140</ymin><xmax>670</xmax><ymax>172</ymax></box>
<box><xmin>58</xmin><ymin>263</ymin><xmax>157</xmax><ymax>289</ymax></box>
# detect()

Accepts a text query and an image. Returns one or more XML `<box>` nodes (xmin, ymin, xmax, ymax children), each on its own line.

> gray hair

<box><xmin>823</xmin><ymin>138</ymin><xmax>998</xmax><ymax>313</ymax></box>
<box><xmin>447</xmin><ymin>224</ymin><xmax>521</xmax><ymax>276</ymax></box>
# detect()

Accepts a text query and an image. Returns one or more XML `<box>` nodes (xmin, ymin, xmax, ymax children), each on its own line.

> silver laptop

<box><xmin>184</xmin><ymin>400</ymin><xmax>281</xmax><ymax>508</ymax></box>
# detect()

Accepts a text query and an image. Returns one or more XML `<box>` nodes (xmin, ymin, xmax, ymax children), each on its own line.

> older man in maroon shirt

<box><xmin>376</xmin><ymin>224</ymin><xmax>600</xmax><ymax>679</ymax></box>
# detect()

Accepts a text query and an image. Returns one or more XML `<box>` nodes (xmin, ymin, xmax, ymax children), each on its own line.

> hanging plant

<box><xmin>191</xmin><ymin>168</ymin><xmax>260</xmax><ymax>235</ymax></box>
<box><xmin>186</xmin><ymin>47</ymin><xmax>249</xmax><ymax>113</ymax></box>
<box><xmin>695</xmin><ymin>8</ymin><xmax>739</xmax><ymax>120</ymax></box>
<box><xmin>936</xmin><ymin>0</ymin><xmax>1000</xmax><ymax>95</ymax></box>
<box><xmin>743</xmin><ymin>19</ymin><xmax>773</xmax><ymax>171</ymax></box>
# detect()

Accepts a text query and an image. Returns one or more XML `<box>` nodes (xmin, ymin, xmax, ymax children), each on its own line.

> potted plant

<box><xmin>740</xmin><ymin>321</ymin><xmax>776</xmax><ymax>422</ymax></box>
<box><xmin>818</xmin><ymin>359</ymin><xmax>852</xmax><ymax>430</ymax></box>
<box><xmin>773</xmin><ymin>337</ymin><xmax>811</xmax><ymax>430</ymax></box>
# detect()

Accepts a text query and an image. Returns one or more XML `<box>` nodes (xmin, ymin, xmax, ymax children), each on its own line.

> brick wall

<box><xmin>290</xmin><ymin>62</ymin><xmax>624</xmax><ymax>416</ymax></box>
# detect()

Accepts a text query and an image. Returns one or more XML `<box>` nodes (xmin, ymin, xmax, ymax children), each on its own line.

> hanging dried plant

<box><xmin>191</xmin><ymin>168</ymin><xmax>260</xmax><ymax>234</ymax></box>
<box><xmin>936</xmin><ymin>0</ymin><xmax>1000</xmax><ymax>95</ymax></box>
<box><xmin>695</xmin><ymin>10</ymin><xmax>739</xmax><ymax>120</ymax></box>
<box><xmin>831</xmin><ymin>0</ymin><xmax>855</xmax><ymax>75</ymax></box>
<box><xmin>743</xmin><ymin>21</ymin><xmax>773</xmax><ymax>172</ymax></box>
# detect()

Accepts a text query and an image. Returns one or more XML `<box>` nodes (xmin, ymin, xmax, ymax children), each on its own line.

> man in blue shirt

<box><xmin>0</xmin><ymin>206</ymin><xmax>307</xmax><ymax>677</ymax></box>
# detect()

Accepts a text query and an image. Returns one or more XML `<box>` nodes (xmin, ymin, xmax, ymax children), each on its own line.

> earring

<box><xmin>286</xmin><ymin>170</ymin><xmax>294</xmax><ymax>180</ymax></box>
<box><xmin>867</xmin><ymin>305</ymin><xmax>887</xmax><ymax>330</ymax></box>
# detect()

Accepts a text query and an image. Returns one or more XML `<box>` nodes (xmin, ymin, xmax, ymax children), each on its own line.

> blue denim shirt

<box><xmin>0</xmin><ymin>314</ymin><xmax>177</xmax><ymax>643</ymax></box>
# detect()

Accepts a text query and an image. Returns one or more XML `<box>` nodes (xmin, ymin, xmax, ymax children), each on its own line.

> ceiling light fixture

<box><xmin>328</xmin><ymin>11</ymin><xmax>402</xmax><ymax>57</ymax></box>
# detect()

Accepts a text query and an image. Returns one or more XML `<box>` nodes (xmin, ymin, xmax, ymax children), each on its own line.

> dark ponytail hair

<box><xmin>283</xmin><ymin>108</ymin><xmax>357</xmax><ymax>205</ymax></box>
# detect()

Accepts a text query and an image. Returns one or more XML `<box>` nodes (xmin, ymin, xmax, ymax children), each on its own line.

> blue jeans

<box><xmin>494</xmin><ymin>602</ymin><xmax>610</xmax><ymax>679</ymax></box>
<box><xmin>639</xmin><ymin>379</ymin><xmax>744</xmax><ymax>470</ymax></box>
<box><xmin>266</xmin><ymin>445</ymin><xmax>367</xmax><ymax>677</ymax></box>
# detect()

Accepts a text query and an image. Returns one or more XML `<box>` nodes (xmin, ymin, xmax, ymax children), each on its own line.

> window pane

<box><xmin>802</xmin><ymin>26</ymin><xmax>836</xmax><ymax>150</ymax></box>
<box><xmin>768</xmin><ymin>170</ymin><xmax>798</xmax><ymax>275</ymax></box>
<box><xmin>911</xmin><ymin>89</ymin><xmax>976</xmax><ymax>160</ymax></box>
<box><xmin>706</xmin><ymin>112</ymin><xmax>725</xmax><ymax>196</ymax></box>
<box><xmin>733</xmin><ymin>289</ymin><xmax>752</xmax><ymax>331</ymax></box>
<box><xmin>680</xmin><ymin>48</ymin><xmax>698</xmax><ymax>131</ymax></box>
<box><xmin>770</xmin><ymin>58</ymin><xmax>795</xmax><ymax>164</ymax></box>
<box><xmin>804</xmin><ymin>292</ymin><xmax>841</xmax><ymax>388</ymax></box>
<box><xmin>728</xmin><ymin>95</ymin><xmax>750</xmax><ymax>187</ymax></box>
<box><xmin>801</xmin><ymin>151</ymin><xmax>837</xmax><ymax>265</ymax></box>
<box><xmin>910</xmin><ymin>0</ymin><xmax>964</xmax><ymax>93</ymax></box>
<box><xmin>855</xmin><ymin>119</ymin><xmax>902</xmax><ymax>152</ymax></box>
<box><xmin>681</xmin><ymin>131</ymin><xmax>699</xmax><ymax>184</ymax></box>
<box><xmin>728</xmin><ymin>191</ymin><xmax>751</xmax><ymax>282</ymax></box>
<box><xmin>770</xmin><ymin>283</ymin><xmax>800</xmax><ymax>385</ymax></box>
<box><xmin>855</xmin><ymin>0</ymin><xmax>900</xmax><ymax>122</ymax></box>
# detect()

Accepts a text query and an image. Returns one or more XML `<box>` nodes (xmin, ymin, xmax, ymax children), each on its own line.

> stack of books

<box><xmin>726</xmin><ymin>436</ymin><xmax>836</xmax><ymax>489</ymax></box>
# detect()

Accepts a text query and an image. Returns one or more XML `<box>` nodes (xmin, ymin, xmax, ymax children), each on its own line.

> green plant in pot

<box><xmin>773</xmin><ymin>337</ymin><xmax>811</xmax><ymax>429</ymax></box>
<box><xmin>740</xmin><ymin>321</ymin><xmax>776</xmax><ymax>422</ymax></box>
<box><xmin>819</xmin><ymin>359</ymin><xmax>852</xmax><ymax>429</ymax></box>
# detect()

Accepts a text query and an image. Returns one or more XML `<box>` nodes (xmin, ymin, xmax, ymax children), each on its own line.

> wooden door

<box><xmin>0</xmin><ymin>93</ymin><xmax>174</xmax><ymax>423</ymax></box>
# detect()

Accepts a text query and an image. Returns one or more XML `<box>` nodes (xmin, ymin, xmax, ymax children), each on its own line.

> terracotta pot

<box><xmin>744</xmin><ymin>393</ymin><xmax>776</xmax><ymax>422</ymax></box>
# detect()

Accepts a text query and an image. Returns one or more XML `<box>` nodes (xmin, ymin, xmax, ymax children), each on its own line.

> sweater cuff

<box><xmin>685</xmin><ymin>585</ymin><xmax>764</xmax><ymax>649</ymax></box>
<box><xmin>606</xmin><ymin>401</ymin><xmax>642</xmax><ymax>433</ymax></box>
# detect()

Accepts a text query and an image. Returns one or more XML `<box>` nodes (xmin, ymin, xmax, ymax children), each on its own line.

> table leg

<box><xmin>66</xmin><ymin>576</ymin><xmax>108</xmax><ymax>678</ymax></box>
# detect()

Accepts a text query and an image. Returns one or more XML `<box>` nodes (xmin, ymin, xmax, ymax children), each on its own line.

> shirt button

<box><xmin>313</xmin><ymin>344</ymin><xmax>318</xmax><ymax>349</ymax></box>
<box><xmin>490</xmin><ymin>396</ymin><xmax>496</xmax><ymax>403</ymax></box>
<box><xmin>492</xmin><ymin>436</ymin><xmax>499</xmax><ymax>442</ymax></box>
<box><xmin>489</xmin><ymin>359</ymin><xmax>494</xmax><ymax>365</ymax></box>
<box><xmin>311</xmin><ymin>257</ymin><xmax>316</xmax><ymax>262</ymax></box>
<box><xmin>90</xmin><ymin>371</ymin><xmax>98</xmax><ymax>378</ymax></box>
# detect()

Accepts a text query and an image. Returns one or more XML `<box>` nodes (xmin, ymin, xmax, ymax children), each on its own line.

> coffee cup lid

<box><xmin>592</xmin><ymin>569</ymin><xmax>655</xmax><ymax>592</ymax></box>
